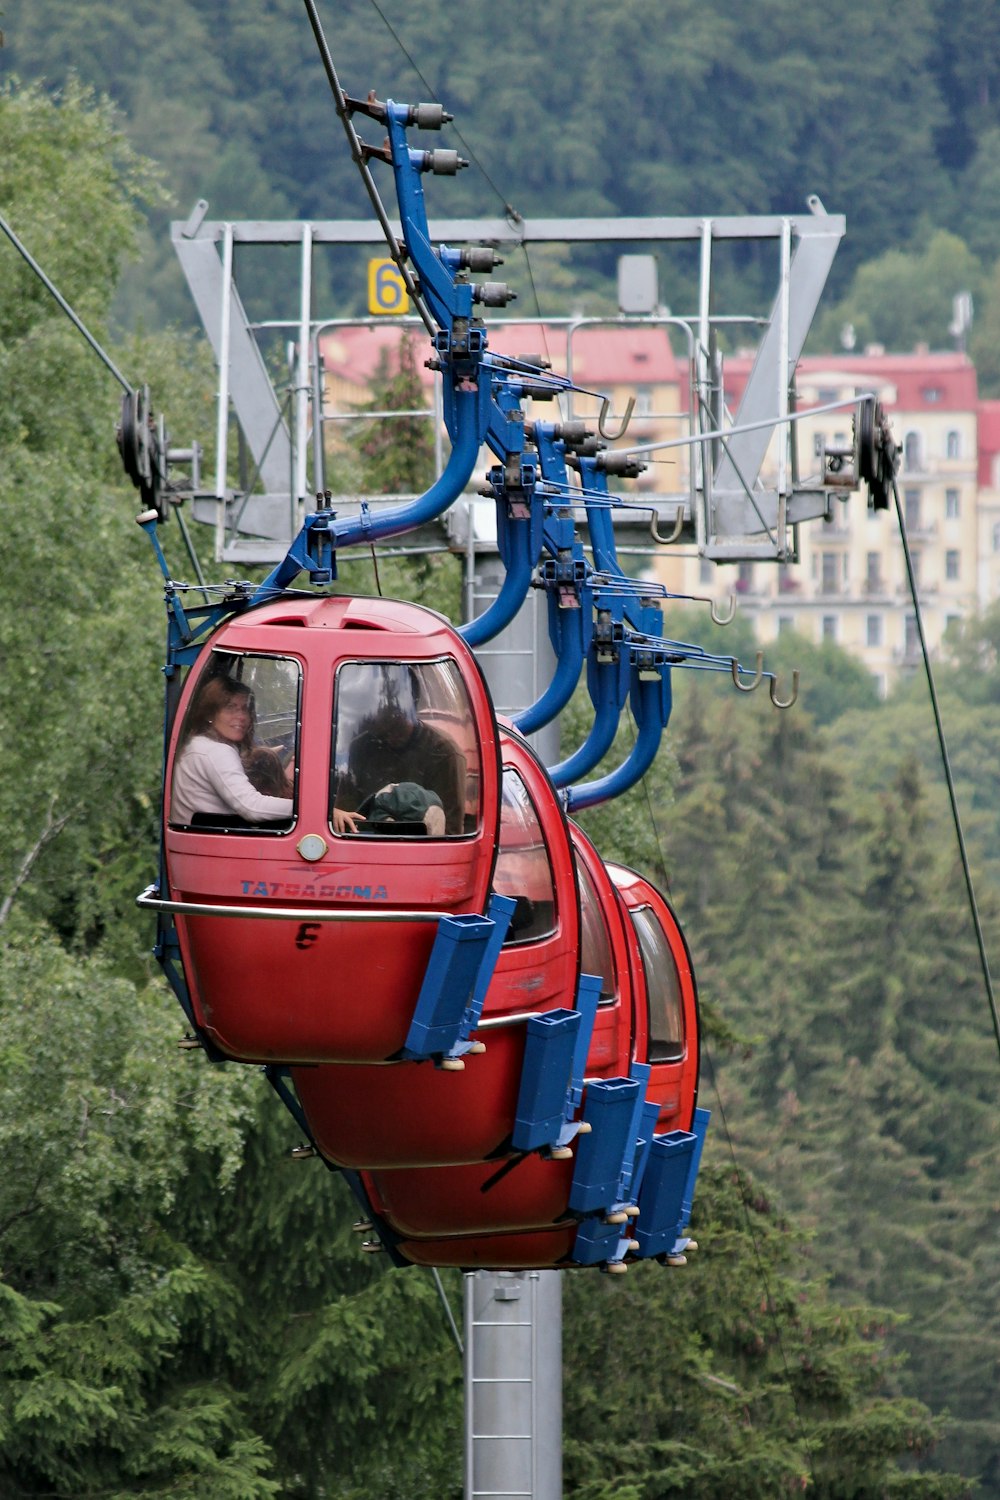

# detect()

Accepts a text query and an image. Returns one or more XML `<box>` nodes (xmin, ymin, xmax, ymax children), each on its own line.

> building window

<box><xmin>945</xmin><ymin>614</ymin><xmax>962</xmax><ymax>638</ymax></box>
<box><xmin>993</xmin><ymin>522</ymin><xmax>1000</xmax><ymax>554</ymax></box>
<box><xmin>699</xmin><ymin>558</ymin><xmax>714</xmax><ymax>584</ymax></box>
<box><xmin>945</xmin><ymin>549</ymin><xmax>960</xmax><ymax>581</ymax></box>
<box><xmin>904</xmin><ymin>432</ymin><xmax>921</xmax><ymax>472</ymax></box>
<box><xmin>910</xmin><ymin>549</ymin><xmax>922</xmax><ymax>584</ymax></box>
<box><xmin>866</xmin><ymin>551</ymin><xmax>882</xmax><ymax>591</ymax></box>
<box><xmin>821</xmin><ymin>615</ymin><xmax>837</xmax><ymax>642</ymax></box>
<box><xmin>945</xmin><ymin>488</ymin><xmax>960</xmax><ymax>519</ymax></box>
<box><xmin>866</xmin><ymin>615</ymin><xmax>882</xmax><ymax>648</ymax></box>
<box><xmin>904</xmin><ymin>614</ymin><xmax>919</xmax><ymax>657</ymax></box>
<box><xmin>735</xmin><ymin>562</ymin><xmax>754</xmax><ymax>594</ymax></box>
<box><xmin>635</xmin><ymin>384</ymin><xmax>653</xmax><ymax>417</ymax></box>
<box><xmin>778</xmin><ymin>615</ymin><xmax>794</xmax><ymax>635</ymax></box>
<box><xmin>923</xmin><ymin>386</ymin><xmax>943</xmax><ymax>403</ymax></box>
<box><xmin>946</xmin><ymin>430</ymin><xmax>960</xmax><ymax>459</ymax></box>
<box><xmin>820</xmin><ymin>552</ymin><xmax>839</xmax><ymax>594</ymax></box>
<box><xmin>904</xmin><ymin>489</ymin><xmax>921</xmax><ymax>530</ymax></box>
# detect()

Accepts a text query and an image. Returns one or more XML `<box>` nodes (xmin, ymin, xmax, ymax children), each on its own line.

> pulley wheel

<box><xmin>117</xmin><ymin>384</ymin><xmax>166</xmax><ymax>519</ymax></box>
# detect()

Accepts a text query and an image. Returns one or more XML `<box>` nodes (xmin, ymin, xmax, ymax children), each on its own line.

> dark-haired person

<box><xmin>171</xmin><ymin>675</ymin><xmax>294</xmax><ymax>825</ymax></box>
<box><xmin>334</xmin><ymin>701</ymin><xmax>464</xmax><ymax>835</ymax></box>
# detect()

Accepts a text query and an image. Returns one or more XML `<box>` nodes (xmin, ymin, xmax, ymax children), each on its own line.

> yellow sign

<box><xmin>368</xmin><ymin>258</ymin><xmax>410</xmax><ymax>316</ymax></box>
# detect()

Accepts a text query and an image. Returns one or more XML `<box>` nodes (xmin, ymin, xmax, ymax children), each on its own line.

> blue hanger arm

<box><xmin>460</xmin><ymin>512</ymin><xmax>533</xmax><ymax>648</ymax></box>
<box><xmin>512</xmin><ymin>607</ymin><xmax>585</xmax><ymax>736</ymax></box>
<box><xmin>565</xmin><ymin>670</ymin><xmax>670</xmax><ymax>812</ymax></box>
<box><xmin>334</xmin><ymin>385</ymin><xmax>483</xmax><ymax>548</ymax></box>
<box><xmin>547</xmin><ymin>669</ymin><xmax>622</xmax><ymax>786</ymax></box>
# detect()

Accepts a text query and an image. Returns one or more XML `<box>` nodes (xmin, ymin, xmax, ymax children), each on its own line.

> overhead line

<box><xmin>892</xmin><ymin>476</ymin><xmax>1000</xmax><ymax>1062</ymax></box>
<box><xmin>0</xmin><ymin>212</ymin><xmax>134</xmax><ymax>396</ymax></box>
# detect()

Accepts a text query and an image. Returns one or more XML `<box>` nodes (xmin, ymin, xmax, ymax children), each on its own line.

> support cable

<box><xmin>301</xmin><ymin>0</ymin><xmax>435</xmax><ymax>335</ymax></box>
<box><xmin>0</xmin><ymin>212</ymin><xmax>134</xmax><ymax>395</ymax></box>
<box><xmin>363</xmin><ymin>0</ymin><xmax>524</xmax><ymax>226</ymax></box>
<box><xmin>892</xmin><ymin>476</ymin><xmax>1000</xmax><ymax>1062</ymax></box>
<box><xmin>431</xmin><ymin>1268</ymin><xmax>464</xmax><ymax>1358</ymax></box>
<box><xmin>361</xmin><ymin>0</ymin><xmax>554</xmax><ymax>372</ymax></box>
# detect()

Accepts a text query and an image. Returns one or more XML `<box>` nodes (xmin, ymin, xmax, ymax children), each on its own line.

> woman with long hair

<box><xmin>171</xmin><ymin>674</ymin><xmax>293</xmax><ymax>826</ymax></box>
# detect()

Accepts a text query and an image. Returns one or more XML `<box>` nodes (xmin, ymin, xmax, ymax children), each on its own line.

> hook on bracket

<box><xmin>710</xmin><ymin>594</ymin><xmax>736</xmax><ymax>626</ymax></box>
<box><xmin>731</xmin><ymin>652</ymin><xmax>763</xmax><ymax>693</ymax></box>
<box><xmin>769</xmin><ymin>669</ymin><xmax>800</xmax><ymax>710</ymax></box>
<box><xmin>597</xmin><ymin>395</ymin><xmax>635</xmax><ymax>441</ymax></box>
<box><xmin>650</xmin><ymin>507</ymin><xmax>684</xmax><ymax>545</ymax></box>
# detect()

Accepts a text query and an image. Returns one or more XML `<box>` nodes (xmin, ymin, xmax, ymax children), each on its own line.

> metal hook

<box><xmin>710</xmin><ymin>594</ymin><xmax>736</xmax><ymax>626</ymax></box>
<box><xmin>731</xmin><ymin>652</ymin><xmax>763</xmax><ymax>692</ymax></box>
<box><xmin>597</xmin><ymin>394</ymin><xmax>635</xmax><ymax>441</ymax></box>
<box><xmin>769</xmin><ymin>669</ymin><xmax>800</xmax><ymax>710</ymax></box>
<box><xmin>649</xmin><ymin>507</ymin><xmax>684</xmax><ymax>545</ymax></box>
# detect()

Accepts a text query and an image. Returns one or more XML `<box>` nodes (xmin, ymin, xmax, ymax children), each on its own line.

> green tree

<box><xmin>564</xmin><ymin>1163</ymin><xmax>968</xmax><ymax>1499</ymax></box>
<box><xmin>969</xmin><ymin>251</ymin><xmax>1000</xmax><ymax>395</ymax></box>
<box><xmin>812</xmin><ymin>230</ymin><xmax>983</xmax><ymax>354</ymax></box>
<box><xmin>0</xmin><ymin>934</ymin><xmax>279</xmax><ymax>1497</ymax></box>
<box><xmin>633</xmin><ymin>678</ymin><xmax>999</xmax><ymax>1490</ymax></box>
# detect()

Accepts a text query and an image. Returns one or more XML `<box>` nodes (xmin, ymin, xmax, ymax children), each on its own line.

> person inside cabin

<box><xmin>332</xmin><ymin>670</ymin><xmax>464</xmax><ymax>836</ymax></box>
<box><xmin>246</xmin><ymin>744</ymin><xmax>294</xmax><ymax>798</ymax></box>
<box><xmin>171</xmin><ymin>674</ymin><xmax>294</xmax><ymax>826</ymax></box>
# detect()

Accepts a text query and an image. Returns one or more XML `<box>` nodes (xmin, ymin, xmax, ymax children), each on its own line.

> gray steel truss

<box><xmin>171</xmin><ymin>205</ymin><xmax>846</xmax><ymax>565</ymax></box>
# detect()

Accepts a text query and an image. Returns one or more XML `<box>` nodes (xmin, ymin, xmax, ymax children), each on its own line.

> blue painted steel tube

<box><xmin>251</xmin><ymin>386</ymin><xmax>484</xmax><ymax>600</ymax></box>
<box><xmin>583</xmin><ymin>494</ymin><xmax>617</xmax><ymax>575</ymax></box>
<box><xmin>548</xmin><ymin>655</ymin><xmax>624</xmax><ymax>787</ymax></box>
<box><xmin>512</xmin><ymin>602</ymin><xmax>584</xmax><ymax>736</ymax></box>
<box><xmin>333</xmin><ymin>384</ymin><xmax>483</xmax><ymax>547</ymax></box>
<box><xmin>460</xmin><ymin>510</ymin><xmax>533</xmax><ymax>648</ymax></box>
<box><xmin>565</xmin><ymin>669</ymin><xmax>670</xmax><ymax>812</ymax></box>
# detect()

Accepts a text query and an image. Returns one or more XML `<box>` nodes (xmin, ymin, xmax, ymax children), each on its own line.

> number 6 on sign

<box><xmin>368</xmin><ymin>258</ymin><xmax>409</xmax><ymax>315</ymax></box>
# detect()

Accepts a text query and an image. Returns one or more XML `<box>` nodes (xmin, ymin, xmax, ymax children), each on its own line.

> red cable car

<box><xmin>161</xmin><ymin>595</ymin><xmax>501</xmax><ymax>1063</ymax></box>
<box><xmin>290</xmin><ymin>724</ymin><xmax>582</xmax><ymax>1167</ymax></box>
<box><xmin>355</xmin><ymin>846</ymin><xmax>700</xmax><ymax>1266</ymax></box>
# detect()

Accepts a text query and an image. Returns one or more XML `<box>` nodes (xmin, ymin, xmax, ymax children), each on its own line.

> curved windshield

<box><xmin>629</xmin><ymin>904</ymin><xmax>685</xmax><ymax>1062</ymax></box>
<box><xmin>494</xmin><ymin>769</ymin><xmax>556</xmax><ymax>944</ymax></box>
<box><xmin>575</xmin><ymin>853</ymin><xmax>616</xmax><ymax>1002</ymax></box>
<box><xmin>330</xmin><ymin>659</ymin><xmax>479</xmax><ymax>837</ymax></box>
<box><xmin>170</xmin><ymin>650</ymin><xmax>300</xmax><ymax>833</ymax></box>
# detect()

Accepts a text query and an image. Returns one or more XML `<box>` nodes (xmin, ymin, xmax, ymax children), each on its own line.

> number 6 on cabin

<box><xmin>368</xmin><ymin>257</ymin><xmax>409</xmax><ymax>315</ymax></box>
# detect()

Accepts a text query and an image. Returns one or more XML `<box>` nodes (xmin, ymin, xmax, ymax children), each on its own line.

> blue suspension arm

<box><xmin>512</xmin><ymin>575</ymin><xmax>589</xmax><ymax>735</ymax></box>
<box><xmin>460</xmin><ymin>488</ymin><xmax>535</xmax><ymax>648</ymax></box>
<box><xmin>565</xmin><ymin>660</ymin><xmax>672</xmax><ymax>813</ymax></box>
<box><xmin>547</xmin><ymin>609</ymin><xmax>631</xmax><ymax>786</ymax></box>
<box><xmin>250</xmin><ymin>374</ymin><xmax>488</xmax><ymax>603</ymax></box>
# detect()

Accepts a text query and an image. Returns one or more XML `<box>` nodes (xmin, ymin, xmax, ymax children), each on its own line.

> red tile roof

<box><xmin>320</xmin><ymin>321</ymin><xmax>680</xmax><ymax>389</ymax></box>
<box><xmin>720</xmin><ymin>350</ymin><xmax>978</xmax><ymax>413</ymax></box>
<box><xmin>978</xmin><ymin>400</ymin><xmax>1000</xmax><ymax>487</ymax></box>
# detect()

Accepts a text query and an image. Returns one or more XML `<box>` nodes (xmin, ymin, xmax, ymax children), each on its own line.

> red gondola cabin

<box><xmin>162</xmin><ymin>596</ymin><xmax>501</xmax><ymax>1063</ymax></box>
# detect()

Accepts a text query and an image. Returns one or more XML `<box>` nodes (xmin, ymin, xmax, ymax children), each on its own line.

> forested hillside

<box><xmin>2</xmin><ymin>14</ymin><xmax>1000</xmax><ymax>1498</ymax></box>
<box><xmin>4</xmin><ymin>0</ymin><xmax>1000</xmax><ymax>382</ymax></box>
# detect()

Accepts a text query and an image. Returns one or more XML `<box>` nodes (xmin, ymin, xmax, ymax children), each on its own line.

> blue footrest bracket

<box><xmin>402</xmin><ymin>895</ymin><xmax>515</xmax><ymax>1062</ymax></box>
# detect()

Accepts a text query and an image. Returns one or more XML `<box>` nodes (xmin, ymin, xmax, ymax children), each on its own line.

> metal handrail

<box><xmin>136</xmin><ymin>884</ymin><xmax>443</xmax><ymax>923</ymax></box>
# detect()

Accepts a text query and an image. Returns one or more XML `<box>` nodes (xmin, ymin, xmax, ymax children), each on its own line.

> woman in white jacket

<box><xmin>171</xmin><ymin>674</ymin><xmax>294</xmax><ymax>826</ymax></box>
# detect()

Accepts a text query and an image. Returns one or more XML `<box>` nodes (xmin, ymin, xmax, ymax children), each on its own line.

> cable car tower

<box><xmin>0</xmin><ymin>3</ymin><xmax>899</xmax><ymax>1493</ymax></box>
